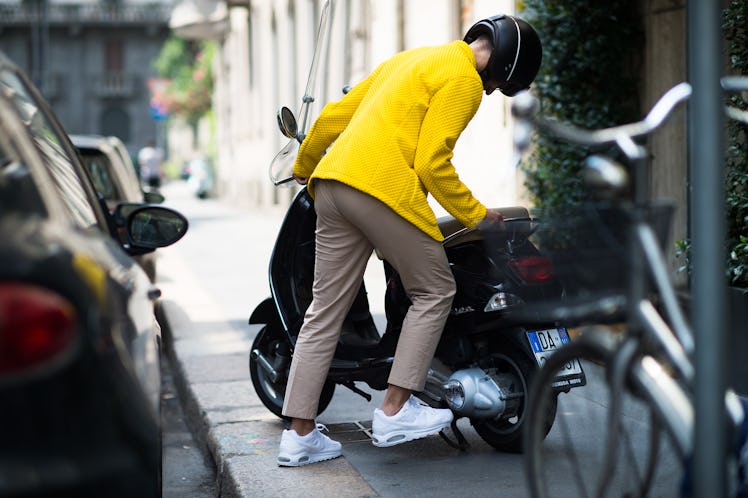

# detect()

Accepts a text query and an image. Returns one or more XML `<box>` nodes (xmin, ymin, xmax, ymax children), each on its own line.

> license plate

<box><xmin>526</xmin><ymin>327</ymin><xmax>582</xmax><ymax>378</ymax></box>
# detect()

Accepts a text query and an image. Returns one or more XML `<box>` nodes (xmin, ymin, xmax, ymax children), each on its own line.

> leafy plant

<box><xmin>723</xmin><ymin>0</ymin><xmax>748</xmax><ymax>288</ymax></box>
<box><xmin>730</xmin><ymin>236</ymin><xmax>748</xmax><ymax>286</ymax></box>
<box><xmin>519</xmin><ymin>0</ymin><xmax>643</xmax><ymax>215</ymax></box>
<box><xmin>675</xmin><ymin>239</ymin><xmax>691</xmax><ymax>277</ymax></box>
<box><xmin>152</xmin><ymin>37</ymin><xmax>215</xmax><ymax>130</ymax></box>
<box><xmin>521</xmin><ymin>0</ymin><xmax>748</xmax><ymax>290</ymax></box>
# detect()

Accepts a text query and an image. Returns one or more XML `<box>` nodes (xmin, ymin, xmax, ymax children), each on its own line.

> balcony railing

<box><xmin>0</xmin><ymin>3</ymin><xmax>174</xmax><ymax>26</ymax></box>
<box><xmin>93</xmin><ymin>72</ymin><xmax>137</xmax><ymax>98</ymax></box>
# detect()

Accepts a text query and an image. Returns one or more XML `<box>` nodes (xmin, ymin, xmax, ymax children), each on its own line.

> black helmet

<box><xmin>463</xmin><ymin>14</ymin><xmax>542</xmax><ymax>96</ymax></box>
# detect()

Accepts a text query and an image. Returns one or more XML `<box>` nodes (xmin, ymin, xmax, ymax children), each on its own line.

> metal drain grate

<box><xmin>324</xmin><ymin>421</ymin><xmax>373</xmax><ymax>443</ymax></box>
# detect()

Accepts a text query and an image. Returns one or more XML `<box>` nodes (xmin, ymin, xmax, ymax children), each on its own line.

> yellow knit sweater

<box><xmin>293</xmin><ymin>40</ymin><xmax>487</xmax><ymax>241</ymax></box>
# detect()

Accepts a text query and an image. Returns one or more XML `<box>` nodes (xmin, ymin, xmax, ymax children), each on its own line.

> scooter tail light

<box><xmin>509</xmin><ymin>256</ymin><xmax>555</xmax><ymax>284</ymax></box>
<box><xmin>0</xmin><ymin>283</ymin><xmax>78</xmax><ymax>374</ymax></box>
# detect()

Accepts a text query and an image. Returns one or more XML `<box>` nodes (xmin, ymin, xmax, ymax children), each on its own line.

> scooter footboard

<box><xmin>328</xmin><ymin>357</ymin><xmax>393</xmax><ymax>391</ymax></box>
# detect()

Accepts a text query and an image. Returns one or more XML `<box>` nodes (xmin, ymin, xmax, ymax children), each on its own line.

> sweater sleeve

<box><xmin>413</xmin><ymin>76</ymin><xmax>487</xmax><ymax>228</ymax></box>
<box><xmin>293</xmin><ymin>67</ymin><xmax>380</xmax><ymax>179</ymax></box>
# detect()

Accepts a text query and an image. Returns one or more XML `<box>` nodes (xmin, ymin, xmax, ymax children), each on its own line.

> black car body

<box><xmin>0</xmin><ymin>51</ymin><xmax>187</xmax><ymax>496</ymax></box>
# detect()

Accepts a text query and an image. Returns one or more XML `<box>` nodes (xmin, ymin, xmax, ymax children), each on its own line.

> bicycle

<box><xmin>511</xmin><ymin>80</ymin><xmax>748</xmax><ymax>498</ymax></box>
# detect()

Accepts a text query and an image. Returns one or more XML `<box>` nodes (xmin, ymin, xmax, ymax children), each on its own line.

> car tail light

<box><xmin>509</xmin><ymin>256</ymin><xmax>555</xmax><ymax>283</ymax></box>
<box><xmin>0</xmin><ymin>284</ymin><xmax>77</xmax><ymax>374</ymax></box>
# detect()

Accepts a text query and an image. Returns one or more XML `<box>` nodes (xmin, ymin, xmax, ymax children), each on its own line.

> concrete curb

<box><xmin>155</xmin><ymin>247</ymin><xmax>378</xmax><ymax>498</ymax></box>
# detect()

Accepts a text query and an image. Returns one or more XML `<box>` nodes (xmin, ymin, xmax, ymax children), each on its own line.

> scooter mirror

<box><xmin>277</xmin><ymin>106</ymin><xmax>298</xmax><ymax>139</ymax></box>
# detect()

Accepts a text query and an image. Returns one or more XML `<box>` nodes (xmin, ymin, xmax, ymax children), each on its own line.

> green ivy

<box><xmin>519</xmin><ymin>0</ymin><xmax>643</xmax><ymax>214</ymax></box>
<box><xmin>723</xmin><ymin>0</ymin><xmax>748</xmax><ymax>289</ymax></box>
<box><xmin>521</xmin><ymin>0</ymin><xmax>748</xmax><ymax>290</ymax></box>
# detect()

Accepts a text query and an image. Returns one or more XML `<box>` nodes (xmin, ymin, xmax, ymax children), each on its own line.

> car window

<box><xmin>78</xmin><ymin>150</ymin><xmax>118</xmax><ymax>202</ymax></box>
<box><xmin>0</xmin><ymin>139</ymin><xmax>46</xmax><ymax>217</ymax></box>
<box><xmin>107</xmin><ymin>139</ymin><xmax>143</xmax><ymax>201</ymax></box>
<box><xmin>0</xmin><ymin>68</ymin><xmax>98</xmax><ymax>228</ymax></box>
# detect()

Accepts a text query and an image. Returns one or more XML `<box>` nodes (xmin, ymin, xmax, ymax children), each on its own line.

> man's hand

<box><xmin>482</xmin><ymin>209</ymin><xmax>505</xmax><ymax>226</ymax></box>
<box><xmin>477</xmin><ymin>209</ymin><xmax>505</xmax><ymax>234</ymax></box>
<box><xmin>293</xmin><ymin>174</ymin><xmax>308</xmax><ymax>185</ymax></box>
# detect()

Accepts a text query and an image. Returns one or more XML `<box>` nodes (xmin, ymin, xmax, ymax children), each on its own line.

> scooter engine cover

<box><xmin>443</xmin><ymin>368</ymin><xmax>505</xmax><ymax>419</ymax></box>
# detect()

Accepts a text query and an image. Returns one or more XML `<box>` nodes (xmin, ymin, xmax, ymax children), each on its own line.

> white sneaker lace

<box><xmin>408</xmin><ymin>396</ymin><xmax>425</xmax><ymax>408</ymax></box>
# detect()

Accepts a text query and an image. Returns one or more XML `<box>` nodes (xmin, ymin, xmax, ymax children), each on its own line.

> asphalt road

<box><xmin>160</xmin><ymin>347</ymin><xmax>218</xmax><ymax>497</ymax></box>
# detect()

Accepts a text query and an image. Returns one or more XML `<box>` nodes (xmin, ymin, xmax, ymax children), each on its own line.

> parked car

<box><xmin>107</xmin><ymin>135</ymin><xmax>166</xmax><ymax>204</ymax></box>
<box><xmin>0</xmin><ymin>51</ymin><xmax>187</xmax><ymax>496</ymax></box>
<box><xmin>71</xmin><ymin>134</ymin><xmax>163</xmax><ymax>281</ymax></box>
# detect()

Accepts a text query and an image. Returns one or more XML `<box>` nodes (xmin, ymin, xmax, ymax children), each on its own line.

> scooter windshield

<box><xmin>269</xmin><ymin>139</ymin><xmax>299</xmax><ymax>186</ymax></box>
<box><xmin>268</xmin><ymin>0</ymin><xmax>335</xmax><ymax>186</ymax></box>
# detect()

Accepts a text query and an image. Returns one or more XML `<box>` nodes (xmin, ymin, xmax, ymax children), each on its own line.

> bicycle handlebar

<box><xmin>512</xmin><ymin>82</ymin><xmax>692</xmax><ymax>150</ymax></box>
<box><xmin>721</xmin><ymin>75</ymin><xmax>748</xmax><ymax>93</ymax></box>
<box><xmin>722</xmin><ymin>76</ymin><xmax>748</xmax><ymax>125</ymax></box>
<box><xmin>513</xmin><ymin>76</ymin><xmax>748</xmax><ymax>152</ymax></box>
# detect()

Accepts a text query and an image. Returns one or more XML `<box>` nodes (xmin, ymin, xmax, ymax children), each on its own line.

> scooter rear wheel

<box><xmin>249</xmin><ymin>325</ymin><xmax>335</xmax><ymax>419</ymax></box>
<box><xmin>472</xmin><ymin>343</ymin><xmax>555</xmax><ymax>453</ymax></box>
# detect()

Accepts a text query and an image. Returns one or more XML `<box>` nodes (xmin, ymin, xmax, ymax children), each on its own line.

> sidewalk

<box><xmin>152</xmin><ymin>182</ymin><xmax>536</xmax><ymax>498</ymax></box>
<box><xmin>154</xmin><ymin>182</ymin><xmax>379</xmax><ymax>497</ymax></box>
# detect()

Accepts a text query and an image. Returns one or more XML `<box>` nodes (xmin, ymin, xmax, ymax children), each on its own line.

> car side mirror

<box><xmin>113</xmin><ymin>202</ymin><xmax>142</xmax><ymax>226</ymax></box>
<box><xmin>125</xmin><ymin>206</ymin><xmax>188</xmax><ymax>253</ymax></box>
<box><xmin>143</xmin><ymin>191</ymin><xmax>165</xmax><ymax>204</ymax></box>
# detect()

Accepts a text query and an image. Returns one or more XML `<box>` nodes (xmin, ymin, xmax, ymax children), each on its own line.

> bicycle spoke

<box><xmin>525</xmin><ymin>331</ymin><xmax>684</xmax><ymax>498</ymax></box>
<box><xmin>557</xmin><ymin>410</ymin><xmax>591</xmax><ymax>498</ymax></box>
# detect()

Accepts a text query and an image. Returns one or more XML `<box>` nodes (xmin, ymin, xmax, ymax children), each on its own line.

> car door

<box><xmin>0</xmin><ymin>57</ymin><xmax>163</xmax><ymax>413</ymax></box>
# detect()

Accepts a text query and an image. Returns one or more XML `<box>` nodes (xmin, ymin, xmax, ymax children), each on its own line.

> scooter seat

<box><xmin>437</xmin><ymin>206</ymin><xmax>530</xmax><ymax>238</ymax></box>
<box><xmin>339</xmin><ymin>328</ymin><xmax>380</xmax><ymax>347</ymax></box>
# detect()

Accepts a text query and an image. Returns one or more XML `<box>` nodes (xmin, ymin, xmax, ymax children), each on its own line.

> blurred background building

<box><xmin>170</xmin><ymin>0</ymin><xmax>520</xmax><ymax>216</ymax></box>
<box><xmin>167</xmin><ymin>0</ymin><xmax>688</xmax><ymax>240</ymax></box>
<box><xmin>0</xmin><ymin>0</ymin><xmax>689</xmax><ymax>236</ymax></box>
<box><xmin>0</xmin><ymin>0</ymin><xmax>173</xmax><ymax>160</ymax></box>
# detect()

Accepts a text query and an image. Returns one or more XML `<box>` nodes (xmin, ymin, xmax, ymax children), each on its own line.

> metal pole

<box><xmin>687</xmin><ymin>1</ymin><xmax>727</xmax><ymax>497</ymax></box>
<box><xmin>40</xmin><ymin>0</ymin><xmax>48</xmax><ymax>95</ymax></box>
<box><xmin>31</xmin><ymin>0</ymin><xmax>41</xmax><ymax>88</ymax></box>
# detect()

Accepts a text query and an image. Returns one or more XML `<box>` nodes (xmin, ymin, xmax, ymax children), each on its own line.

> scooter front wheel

<box><xmin>249</xmin><ymin>325</ymin><xmax>335</xmax><ymax>419</ymax></box>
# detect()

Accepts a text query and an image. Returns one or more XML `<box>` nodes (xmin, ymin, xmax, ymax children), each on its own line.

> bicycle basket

<box><xmin>530</xmin><ymin>201</ymin><xmax>675</xmax><ymax>299</ymax></box>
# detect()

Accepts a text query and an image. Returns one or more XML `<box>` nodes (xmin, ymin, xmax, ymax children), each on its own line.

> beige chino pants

<box><xmin>282</xmin><ymin>180</ymin><xmax>456</xmax><ymax>420</ymax></box>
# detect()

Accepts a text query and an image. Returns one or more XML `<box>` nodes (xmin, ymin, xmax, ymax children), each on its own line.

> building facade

<box><xmin>170</xmin><ymin>0</ymin><xmax>518</xmax><ymax>213</ymax></box>
<box><xmin>0</xmin><ymin>0</ymin><xmax>695</xmax><ymax>265</ymax></box>
<box><xmin>0</xmin><ymin>0</ymin><xmax>173</xmax><ymax>159</ymax></box>
<box><xmin>172</xmin><ymin>0</ymin><xmax>693</xmax><ymax>280</ymax></box>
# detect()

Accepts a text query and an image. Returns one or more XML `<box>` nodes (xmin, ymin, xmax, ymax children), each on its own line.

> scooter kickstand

<box><xmin>341</xmin><ymin>381</ymin><xmax>373</xmax><ymax>402</ymax></box>
<box><xmin>439</xmin><ymin>419</ymin><xmax>470</xmax><ymax>451</ymax></box>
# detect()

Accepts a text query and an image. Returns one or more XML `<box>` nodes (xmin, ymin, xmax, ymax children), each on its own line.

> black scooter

<box><xmin>247</xmin><ymin>111</ymin><xmax>586</xmax><ymax>454</ymax></box>
<box><xmin>247</xmin><ymin>0</ymin><xmax>585</xmax><ymax>450</ymax></box>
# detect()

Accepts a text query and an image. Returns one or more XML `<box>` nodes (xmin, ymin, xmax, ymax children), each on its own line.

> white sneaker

<box><xmin>371</xmin><ymin>396</ymin><xmax>453</xmax><ymax>447</ymax></box>
<box><xmin>277</xmin><ymin>424</ymin><xmax>342</xmax><ymax>467</ymax></box>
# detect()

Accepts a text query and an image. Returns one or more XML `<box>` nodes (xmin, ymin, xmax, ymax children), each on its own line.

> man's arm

<box><xmin>413</xmin><ymin>76</ymin><xmax>487</xmax><ymax>228</ymax></box>
<box><xmin>293</xmin><ymin>66</ymin><xmax>382</xmax><ymax>179</ymax></box>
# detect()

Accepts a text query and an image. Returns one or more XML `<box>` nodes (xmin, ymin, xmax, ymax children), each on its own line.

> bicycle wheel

<box><xmin>525</xmin><ymin>329</ymin><xmax>680</xmax><ymax>498</ymax></box>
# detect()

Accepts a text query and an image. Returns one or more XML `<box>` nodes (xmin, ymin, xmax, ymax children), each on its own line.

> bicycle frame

<box><xmin>513</xmin><ymin>78</ymin><xmax>748</xmax><ymax>473</ymax></box>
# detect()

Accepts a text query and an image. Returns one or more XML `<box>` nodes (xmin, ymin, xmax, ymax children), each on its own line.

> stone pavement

<box><xmin>152</xmin><ymin>181</ymin><xmax>540</xmax><ymax>498</ymax></box>
<box><xmin>154</xmin><ymin>181</ymin><xmax>382</xmax><ymax>497</ymax></box>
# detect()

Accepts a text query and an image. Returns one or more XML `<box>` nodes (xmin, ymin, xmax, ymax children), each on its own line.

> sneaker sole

<box><xmin>371</xmin><ymin>421</ymin><xmax>451</xmax><ymax>448</ymax></box>
<box><xmin>277</xmin><ymin>450</ymin><xmax>342</xmax><ymax>467</ymax></box>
